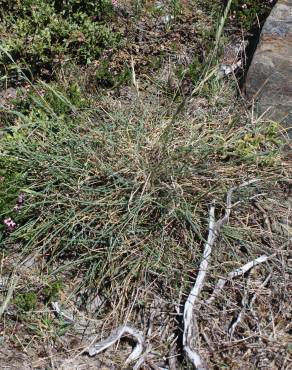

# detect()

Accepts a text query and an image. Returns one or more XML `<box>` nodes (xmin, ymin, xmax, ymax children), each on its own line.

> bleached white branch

<box><xmin>183</xmin><ymin>179</ymin><xmax>259</xmax><ymax>369</ymax></box>
<box><xmin>86</xmin><ymin>325</ymin><xmax>144</xmax><ymax>366</ymax></box>
<box><xmin>52</xmin><ymin>301</ymin><xmax>146</xmax><ymax>367</ymax></box>
<box><xmin>206</xmin><ymin>255</ymin><xmax>269</xmax><ymax>305</ymax></box>
<box><xmin>183</xmin><ymin>203</ymin><xmax>216</xmax><ymax>370</ymax></box>
<box><xmin>51</xmin><ymin>301</ymin><xmax>74</xmax><ymax>322</ymax></box>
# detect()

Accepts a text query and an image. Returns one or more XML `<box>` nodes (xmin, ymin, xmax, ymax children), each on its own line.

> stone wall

<box><xmin>245</xmin><ymin>0</ymin><xmax>292</xmax><ymax>137</ymax></box>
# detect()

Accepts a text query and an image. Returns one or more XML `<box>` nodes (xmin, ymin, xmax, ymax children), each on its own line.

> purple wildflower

<box><xmin>14</xmin><ymin>193</ymin><xmax>25</xmax><ymax>212</ymax></box>
<box><xmin>3</xmin><ymin>218</ymin><xmax>17</xmax><ymax>231</ymax></box>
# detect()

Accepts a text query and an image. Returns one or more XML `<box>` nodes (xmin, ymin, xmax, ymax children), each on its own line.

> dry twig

<box><xmin>206</xmin><ymin>255</ymin><xmax>269</xmax><ymax>305</ymax></box>
<box><xmin>86</xmin><ymin>325</ymin><xmax>145</xmax><ymax>366</ymax></box>
<box><xmin>51</xmin><ymin>301</ymin><xmax>74</xmax><ymax>322</ymax></box>
<box><xmin>183</xmin><ymin>179</ymin><xmax>259</xmax><ymax>369</ymax></box>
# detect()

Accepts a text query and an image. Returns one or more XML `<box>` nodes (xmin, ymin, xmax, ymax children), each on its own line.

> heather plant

<box><xmin>14</xmin><ymin>291</ymin><xmax>38</xmax><ymax>312</ymax></box>
<box><xmin>230</xmin><ymin>0</ymin><xmax>274</xmax><ymax>29</ymax></box>
<box><xmin>0</xmin><ymin>0</ymin><xmax>119</xmax><ymax>82</ymax></box>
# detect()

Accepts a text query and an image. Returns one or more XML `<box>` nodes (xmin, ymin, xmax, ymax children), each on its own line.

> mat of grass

<box><xmin>0</xmin><ymin>75</ymin><xmax>290</xmax><ymax>367</ymax></box>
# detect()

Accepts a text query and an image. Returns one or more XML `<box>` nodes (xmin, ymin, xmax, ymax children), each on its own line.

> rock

<box><xmin>245</xmin><ymin>0</ymin><xmax>292</xmax><ymax>137</ymax></box>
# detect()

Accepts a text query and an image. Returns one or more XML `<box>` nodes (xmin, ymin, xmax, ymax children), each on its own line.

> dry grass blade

<box><xmin>0</xmin><ymin>275</ymin><xmax>18</xmax><ymax>317</ymax></box>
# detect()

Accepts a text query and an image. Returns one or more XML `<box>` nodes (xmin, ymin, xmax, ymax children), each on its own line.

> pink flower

<box><xmin>111</xmin><ymin>0</ymin><xmax>118</xmax><ymax>7</ymax></box>
<box><xmin>14</xmin><ymin>193</ymin><xmax>25</xmax><ymax>212</ymax></box>
<box><xmin>3</xmin><ymin>218</ymin><xmax>17</xmax><ymax>231</ymax></box>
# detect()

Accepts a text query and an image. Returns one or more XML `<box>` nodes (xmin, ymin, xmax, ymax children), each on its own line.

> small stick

<box><xmin>168</xmin><ymin>342</ymin><xmax>178</xmax><ymax>370</ymax></box>
<box><xmin>206</xmin><ymin>255</ymin><xmax>268</xmax><ymax>305</ymax></box>
<box><xmin>227</xmin><ymin>273</ymin><xmax>271</xmax><ymax>338</ymax></box>
<box><xmin>253</xmin><ymin>201</ymin><xmax>272</xmax><ymax>234</ymax></box>
<box><xmin>227</xmin><ymin>284</ymin><xmax>249</xmax><ymax>338</ymax></box>
<box><xmin>247</xmin><ymin>273</ymin><xmax>272</xmax><ymax>335</ymax></box>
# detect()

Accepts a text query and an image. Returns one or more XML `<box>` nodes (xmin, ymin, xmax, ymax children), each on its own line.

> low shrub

<box><xmin>229</xmin><ymin>0</ymin><xmax>274</xmax><ymax>30</ymax></box>
<box><xmin>0</xmin><ymin>0</ymin><xmax>119</xmax><ymax>82</ymax></box>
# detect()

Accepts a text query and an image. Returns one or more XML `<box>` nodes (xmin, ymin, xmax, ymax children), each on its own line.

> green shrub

<box><xmin>14</xmin><ymin>291</ymin><xmax>38</xmax><ymax>312</ymax></box>
<box><xmin>188</xmin><ymin>56</ymin><xmax>204</xmax><ymax>84</ymax></box>
<box><xmin>230</xmin><ymin>0</ymin><xmax>274</xmax><ymax>30</ymax></box>
<box><xmin>220</xmin><ymin>122</ymin><xmax>280</xmax><ymax>165</ymax></box>
<box><xmin>95</xmin><ymin>60</ymin><xmax>131</xmax><ymax>88</ymax></box>
<box><xmin>0</xmin><ymin>0</ymin><xmax>119</xmax><ymax>81</ymax></box>
<box><xmin>43</xmin><ymin>280</ymin><xmax>62</xmax><ymax>302</ymax></box>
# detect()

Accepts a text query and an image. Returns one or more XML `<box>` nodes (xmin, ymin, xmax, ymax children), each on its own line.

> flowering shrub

<box><xmin>1</xmin><ymin>193</ymin><xmax>25</xmax><ymax>233</ymax></box>
<box><xmin>3</xmin><ymin>217</ymin><xmax>16</xmax><ymax>231</ymax></box>
<box><xmin>14</xmin><ymin>193</ymin><xmax>25</xmax><ymax>212</ymax></box>
<box><xmin>230</xmin><ymin>0</ymin><xmax>275</xmax><ymax>29</ymax></box>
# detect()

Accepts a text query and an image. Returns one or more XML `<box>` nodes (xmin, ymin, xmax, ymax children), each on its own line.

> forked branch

<box><xmin>183</xmin><ymin>179</ymin><xmax>259</xmax><ymax>369</ymax></box>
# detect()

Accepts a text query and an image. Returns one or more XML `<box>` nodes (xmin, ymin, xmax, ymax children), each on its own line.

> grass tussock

<box><xmin>0</xmin><ymin>78</ymin><xmax>290</xmax><ymax>369</ymax></box>
<box><xmin>0</xmin><ymin>79</ymin><xmax>283</xmax><ymax>307</ymax></box>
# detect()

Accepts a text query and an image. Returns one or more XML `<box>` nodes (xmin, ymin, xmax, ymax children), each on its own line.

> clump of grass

<box><xmin>0</xmin><ymin>79</ymin><xmax>281</xmax><ymax>319</ymax></box>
